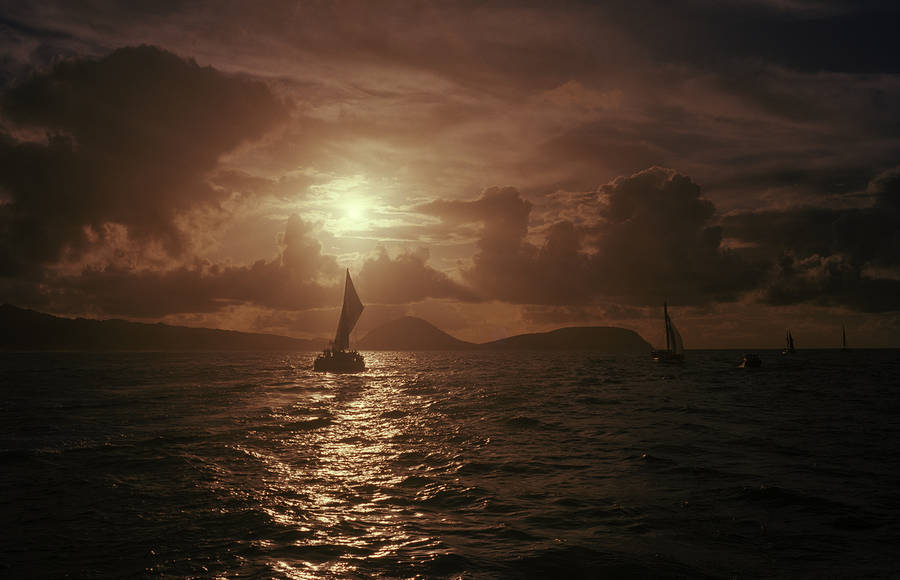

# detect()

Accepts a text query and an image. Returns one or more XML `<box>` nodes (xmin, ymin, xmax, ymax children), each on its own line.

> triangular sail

<box><xmin>333</xmin><ymin>270</ymin><xmax>364</xmax><ymax>351</ymax></box>
<box><xmin>781</xmin><ymin>329</ymin><xmax>796</xmax><ymax>355</ymax></box>
<box><xmin>669</xmin><ymin>319</ymin><xmax>684</xmax><ymax>355</ymax></box>
<box><xmin>662</xmin><ymin>302</ymin><xmax>684</xmax><ymax>355</ymax></box>
<box><xmin>841</xmin><ymin>325</ymin><xmax>847</xmax><ymax>349</ymax></box>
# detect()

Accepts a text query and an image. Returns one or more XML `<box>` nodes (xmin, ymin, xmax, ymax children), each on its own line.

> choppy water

<box><xmin>2</xmin><ymin>350</ymin><xmax>899</xmax><ymax>579</ymax></box>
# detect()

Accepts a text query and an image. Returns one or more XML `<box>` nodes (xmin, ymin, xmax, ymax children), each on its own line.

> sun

<box><xmin>345</xmin><ymin>202</ymin><xmax>365</xmax><ymax>223</ymax></box>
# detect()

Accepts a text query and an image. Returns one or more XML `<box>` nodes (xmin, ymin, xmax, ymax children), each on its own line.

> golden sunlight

<box><xmin>303</xmin><ymin>174</ymin><xmax>383</xmax><ymax>235</ymax></box>
<box><xmin>343</xmin><ymin>198</ymin><xmax>367</xmax><ymax>225</ymax></box>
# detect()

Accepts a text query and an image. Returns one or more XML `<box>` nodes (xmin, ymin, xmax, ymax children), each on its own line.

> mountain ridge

<box><xmin>0</xmin><ymin>304</ymin><xmax>323</xmax><ymax>351</ymax></box>
<box><xmin>357</xmin><ymin>316</ymin><xmax>475</xmax><ymax>350</ymax></box>
<box><xmin>1</xmin><ymin>305</ymin><xmax>651</xmax><ymax>353</ymax></box>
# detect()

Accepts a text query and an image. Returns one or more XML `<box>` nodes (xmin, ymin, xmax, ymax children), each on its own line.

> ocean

<box><xmin>2</xmin><ymin>350</ymin><xmax>899</xmax><ymax>579</ymax></box>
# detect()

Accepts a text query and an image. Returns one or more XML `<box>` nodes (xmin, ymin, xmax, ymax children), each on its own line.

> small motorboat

<box><xmin>738</xmin><ymin>353</ymin><xmax>762</xmax><ymax>368</ymax></box>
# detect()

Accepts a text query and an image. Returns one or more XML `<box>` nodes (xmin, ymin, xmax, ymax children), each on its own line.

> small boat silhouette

<box><xmin>651</xmin><ymin>302</ymin><xmax>684</xmax><ymax>363</ymax></box>
<box><xmin>781</xmin><ymin>330</ymin><xmax>795</xmax><ymax>355</ymax></box>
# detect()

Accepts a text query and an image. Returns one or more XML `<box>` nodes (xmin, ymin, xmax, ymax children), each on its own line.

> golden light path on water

<box><xmin>226</xmin><ymin>352</ymin><xmax>457</xmax><ymax>578</ymax></box>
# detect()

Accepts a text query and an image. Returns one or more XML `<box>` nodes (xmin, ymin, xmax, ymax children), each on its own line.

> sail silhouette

<box><xmin>333</xmin><ymin>270</ymin><xmax>364</xmax><ymax>351</ymax></box>
<box><xmin>314</xmin><ymin>269</ymin><xmax>366</xmax><ymax>373</ymax></box>
<box><xmin>667</xmin><ymin>311</ymin><xmax>684</xmax><ymax>357</ymax></box>
<box><xmin>782</xmin><ymin>330</ymin><xmax>795</xmax><ymax>355</ymax></box>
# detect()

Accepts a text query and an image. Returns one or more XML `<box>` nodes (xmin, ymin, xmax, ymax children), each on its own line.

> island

<box><xmin>358</xmin><ymin>316</ymin><xmax>651</xmax><ymax>353</ymax></box>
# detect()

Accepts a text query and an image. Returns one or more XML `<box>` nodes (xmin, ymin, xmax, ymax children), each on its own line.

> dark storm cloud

<box><xmin>589</xmin><ymin>167</ymin><xmax>761</xmax><ymax>305</ymax></box>
<box><xmin>725</xmin><ymin>167</ymin><xmax>900</xmax><ymax>266</ymax></box>
<box><xmin>762</xmin><ymin>253</ymin><xmax>900</xmax><ymax>313</ymax></box>
<box><xmin>358</xmin><ymin>247</ymin><xmax>478</xmax><ymax>304</ymax></box>
<box><xmin>0</xmin><ymin>45</ymin><xmax>287</xmax><ymax>275</ymax></box>
<box><xmin>723</xmin><ymin>166</ymin><xmax>900</xmax><ymax>311</ymax></box>
<box><xmin>604</xmin><ymin>1</ymin><xmax>900</xmax><ymax>75</ymax></box>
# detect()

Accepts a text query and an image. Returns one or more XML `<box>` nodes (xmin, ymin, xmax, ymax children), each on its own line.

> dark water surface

<box><xmin>2</xmin><ymin>350</ymin><xmax>899</xmax><ymax>578</ymax></box>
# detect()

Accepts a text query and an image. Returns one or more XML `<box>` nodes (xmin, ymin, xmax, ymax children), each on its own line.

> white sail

<box><xmin>333</xmin><ymin>270</ymin><xmax>364</xmax><ymax>351</ymax></box>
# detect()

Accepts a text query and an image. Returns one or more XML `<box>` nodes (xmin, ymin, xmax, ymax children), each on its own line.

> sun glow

<box><xmin>344</xmin><ymin>199</ymin><xmax>367</xmax><ymax>224</ymax></box>
<box><xmin>304</xmin><ymin>174</ymin><xmax>381</xmax><ymax>233</ymax></box>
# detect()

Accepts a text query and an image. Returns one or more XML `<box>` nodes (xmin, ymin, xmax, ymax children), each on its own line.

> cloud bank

<box><xmin>0</xmin><ymin>45</ymin><xmax>287</xmax><ymax>275</ymax></box>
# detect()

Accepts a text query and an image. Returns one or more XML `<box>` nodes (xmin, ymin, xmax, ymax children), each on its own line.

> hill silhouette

<box><xmin>358</xmin><ymin>316</ymin><xmax>475</xmax><ymax>350</ymax></box>
<box><xmin>480</xmin><ymin>326</ymin><xmax>651</xmax><ymax>353</ymax></box>
<box><xmin>358</xmin><ymin>316</ymin><xmax>651</xmax><ymax>353</ymax></box>
<box><xmin>0</xmin><ymin>304</ymin><xmax>322</xmax><ymax>351</ymax></box>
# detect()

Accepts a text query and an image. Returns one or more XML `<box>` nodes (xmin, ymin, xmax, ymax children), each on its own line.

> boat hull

<box><xmin>652</xmin><ymin>350</ymin><xmax>684</xmax><ymax>364</ymax></box>
<box><xmin>313</xmin><ymin>350</ymin><xmax>366</xmax><ymax>373</ymax></box>
<box><xmin>738</xmin><ymin>353</ymin><xmax>762</xmax><ymax>368</ymax></box>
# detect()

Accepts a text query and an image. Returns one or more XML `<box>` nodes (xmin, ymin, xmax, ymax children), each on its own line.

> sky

<box><xmin>1</xmin><ymin>0</ymin><xmax>899</xmax><ymax>348</ymax></box>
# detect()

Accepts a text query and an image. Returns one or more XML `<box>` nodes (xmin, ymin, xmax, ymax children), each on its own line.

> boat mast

<box><xmin>664</xmin><ymin>301</ymin><xmax>670</xmax><ymax>353</ymax></box>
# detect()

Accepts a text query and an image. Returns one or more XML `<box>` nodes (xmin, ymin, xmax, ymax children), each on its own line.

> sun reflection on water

<box><xmin>227</xmin><ymin>352</ymin><xmax>446</xmax><ymax>577</ymax></box>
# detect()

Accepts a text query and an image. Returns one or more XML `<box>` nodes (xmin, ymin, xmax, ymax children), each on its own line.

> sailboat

<box><xmin>652</xmin><ymin>302</ymin><xmax>684</xmax><ymax>363</ymax></box>
<box><xmin>841</xmin><ymin>325</ymin><xmax>849</xmax><ymax>352</ymax></box>
<box><xmin>313</xmin><ymin>269</ymin><xmax>366</xmax><ymax>373</ymax></box>
<box><xmin>781</xmin><ymin>330</ymin><xmax>795</xmax><ymax>355</ymax></box>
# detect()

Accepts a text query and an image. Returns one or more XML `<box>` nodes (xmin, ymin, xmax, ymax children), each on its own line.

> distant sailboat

<box><xmin>782</xmin><ymin>330</ymin><xmax>795</xmax><ymax>355</ymax></box>
<box><xmin>841</xmin><ymin>325</ymin><xmax>849</xmax><ymax>352</ymax></box>
<box><xmin>652</xmin><ymin>302</ymin><xmax>684</xmax><ymax>363</ymax></box>
<box><xmin>313</xmin><ymin>269</ymin><xmax>366</xmax><ymax>373</ymax></box>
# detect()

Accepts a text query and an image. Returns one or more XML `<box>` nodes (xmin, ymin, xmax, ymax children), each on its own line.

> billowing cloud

<box><xmin>358</xmin><ymin>246</ymin><xmax>478</xmax><ymax>304</ymax></box>
<box><xmin>418</xmin><ymin>186</ymin><xmax>551</xmax><ymax>303</ymax></box>
<box><xmin>0</xmin><ymin>45</ymin><xmax>287</xmax><ymax>275</ymax></box>
<box><xmin>590</xmin><ymin>167</ymin><xmax>761</xmax><ymax>304</ymax></box>
<box><xmin>420</xmin><ymin>169</ymin><xmax>760</xmax><ymax>306</ymax></box>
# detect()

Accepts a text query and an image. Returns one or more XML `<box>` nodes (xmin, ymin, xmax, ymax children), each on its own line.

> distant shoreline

<box><xmin>3</xmin><ymin>305</ymin><xmax>649</xmax><ymax>353</ymax></box>
<box><xmin>4</xmin><ymin>305</ymin><xmax>888</xmax><ymax>352</ymax></box>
